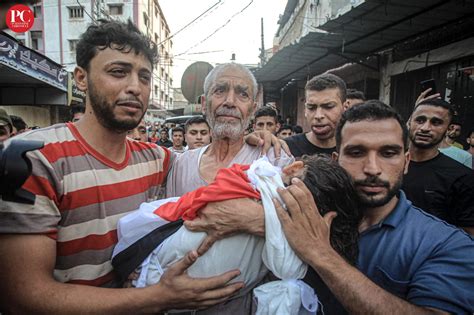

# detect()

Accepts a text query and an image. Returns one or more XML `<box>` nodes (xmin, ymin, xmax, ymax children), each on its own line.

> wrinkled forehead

<box><xmin>412</xmin><ymin>104</ymin><xmax>450</xmax><ymax>119</ymax></box>
<box><xmin>213</xmin><ymin>68</ymin><xmax>253</xmax><ymax>89</ymax></box>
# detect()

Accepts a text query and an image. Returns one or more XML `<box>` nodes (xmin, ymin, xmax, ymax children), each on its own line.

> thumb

<box><xmin>168</xmin><ymin>250</ymin><xmax>198</xmax><ymax>276</ymax></box>
<box><xmin>323</xmin><ymin>211</ymin><xmax>338</xmax><ymax>228</ymax></box>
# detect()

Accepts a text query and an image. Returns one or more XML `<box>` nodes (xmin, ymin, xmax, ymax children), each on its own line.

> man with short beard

<box><xmin>284</xmin><ymin>73</ymin><xmax>346</xmax><ymax>158</ymax></box>
<box><xmin>274</xmin><ymin>100</ymin><xmax>474</xmax><ymax>313</ymax></box>
<box><xmin>165</xmin><ymin>62</ymin><xmax>293</xmax><ymax>314</ymax></box>
<box><xmin>402</xmin><ymin>98</ymin><xmax>474</xmax><ymax>235</ymax></box>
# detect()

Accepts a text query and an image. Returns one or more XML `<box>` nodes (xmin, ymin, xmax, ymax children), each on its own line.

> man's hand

<box><xmin>184</xmin><ymin>198</ymin><xmax>264</xmax><ymax>255</ymax></box>
<box><xmin>273</xmin><ymin>178</ymin><xmax>337</xmax><ymax>264</ymax></box>
<box><xmin>415</xmin><ymin>88</ymin><xmax>441</xmax><ymax>106</ymax></box>
<box><xmin>244</xmin><ymin>129</ymin><xmax>291</xmax><ymax>158</ymax></box>
<box><xmin>152</xmin><ymin>250</ymin><xmax>244</xmax><ymax>311</ymax></box>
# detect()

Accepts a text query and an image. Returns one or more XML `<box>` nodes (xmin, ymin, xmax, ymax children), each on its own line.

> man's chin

<box><xmin>358</xmin><ymin>194</ymin><xmax>391</xmax><ymax>208</ymax></box>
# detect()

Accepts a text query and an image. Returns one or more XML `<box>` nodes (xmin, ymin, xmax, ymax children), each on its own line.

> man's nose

<box><xmin>363</xmin><ymin>152</ymin><xmax>382</xmax><ymax>176</ymax></box>
<box><xmin>126</xmin><ymin>73</ymin><xmax>142</xmax><ymax>96</ymax></box>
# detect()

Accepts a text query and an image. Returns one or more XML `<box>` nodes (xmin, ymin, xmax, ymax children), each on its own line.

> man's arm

<box><xmin>273</xmin><ymin>178</ymin><xmax>449</xmax><ymax>315</ymax></box>
<box><xmin>0</xmin><ymin>233</ymin><xmax>244</xmax><ymax>314</ymax></box>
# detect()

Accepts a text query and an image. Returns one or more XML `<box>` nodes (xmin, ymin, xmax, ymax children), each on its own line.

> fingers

<box><xmin>273</xmin><ymin>197</ymin><xmax>292</xmax><ymax>226</ymax></box>
<box><xmin>184</xmin><ymin>218</ymin><xmax>205</xmax><ymax>232</ymax></box>
<box><xmin>197</xmin><ymin>235</ymin><xmax>218</xmax><ymax>256</ymax></box>
<box><xmin>191</xmin><ymin>281</ymin><xmax>245</xmax><ymax>309</ymax></box>
<box><xmin>323</xmin><ymin>211</ymin><xmax>338</xmax><ymax>229</ymax></box>
<box><xmin>244</xmin><ymin>133</ymin><xmax>261</xmax><ymax>148</ymax></box>
<box><xmin>261</xmin><ymin>131</ymin><xmax>273</xmax><ymax>156</ymax></box>
<box><xmin>167</xmin><ymin>250</ymin><xmax>199</xmax><ymax>276</ymax></box>
<box><xmin>280</xmin><ymin>139</ymin><xmax>291</xmax><ymax>156</ymax></box>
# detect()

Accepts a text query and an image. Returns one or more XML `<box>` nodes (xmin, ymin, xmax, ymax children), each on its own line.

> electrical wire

<box><xmin>175</xmin><ymin>0</ymin><xmax>254</xmax><ymax>57</ymax></box>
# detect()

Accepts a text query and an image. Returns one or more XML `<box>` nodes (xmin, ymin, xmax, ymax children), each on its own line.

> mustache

<box><xmin>354</xmin><ymin>176</ymin><xmax>389</xmax><ymax>188</ymax></box>
<box><xmin>116</xmin><ymin>97</ymin><xmax>143</xmax><ymax>107</ymax></box>
<box><xmin>214</xmin><ymin>106</ymin><xmax>242</xmax><ymax>119</ymax></box>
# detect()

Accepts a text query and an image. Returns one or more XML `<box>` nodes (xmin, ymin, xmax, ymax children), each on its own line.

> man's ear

<box><xmin>332</xmin><ymin>151</ymin><xmax>339</xmax><ymax>161</ymax></box>
<box><xmin>73</xmin><ymin>66</ymin><xmax>88</xmax><ymax>92</ymax></box>
<box><xmin>276</xmin><ymin>122</ymin><xmax>281</xmax><ymax>133</ymax></box>
<box><xmin>343</xmin><ymin>100</ymin><xmax>350</xmax><ymax>111</ymax></box>
<box><xmin>403</xmin><ymin>151</ymin><xmax>410</xmax><ymax>175</ymax></box>
<box><xmin>201</xmin><ymin>96</ymin><xmax>207</xmax><ymax>115</ymax></box>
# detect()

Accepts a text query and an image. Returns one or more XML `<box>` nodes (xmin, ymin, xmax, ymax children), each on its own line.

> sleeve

<box><xmin>451</xmin><ymin>172</ymin><xmax>474</xmax><ymax>227</ymax></box>
<box><xmin>407</xmin><ymin>231</ymin><xmax>474</xmax><ymax>313</ymax></box>
<box><xmin>0</xmin><ymin>148</ymin><xmax>61</xmax><ymax>238</ymax></box>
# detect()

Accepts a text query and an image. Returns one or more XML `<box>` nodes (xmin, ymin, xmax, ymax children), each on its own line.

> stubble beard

<box><xmin>88</xmin><ymin>81</ymin><xmax>144</xmax><ymax>133</ymax></box>
<box><xmin>207</xmin><ymin>103</ymin><xmax>251</xmax><ymax>141</ymax></box>
<box><xmin>355</xmin><ymin>172</ymin><xmax>403</xmax><ymax>208</ymax></box>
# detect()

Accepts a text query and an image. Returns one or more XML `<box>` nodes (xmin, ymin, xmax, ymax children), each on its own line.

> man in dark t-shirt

<box><xmin>403</xmin><ymin>98</ymin><xmax>474</xmax><ymax>235</ymax></box>
<box><xmin>284</xmin><ymin>73</ymin><xmax>346</xmax><ymax>158</ymax></box>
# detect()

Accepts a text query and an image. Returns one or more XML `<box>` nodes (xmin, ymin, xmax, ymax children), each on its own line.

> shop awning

<box><xmin>255</xmin><ymin>0</ymin><xmax>474</xmax><ymax>93</ymax></box>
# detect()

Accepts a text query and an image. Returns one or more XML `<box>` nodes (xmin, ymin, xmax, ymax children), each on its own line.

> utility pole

<box><xmin>259</xmin><ymin>17</ymin><xmax>266</xmax><ymax>66</ymax></box>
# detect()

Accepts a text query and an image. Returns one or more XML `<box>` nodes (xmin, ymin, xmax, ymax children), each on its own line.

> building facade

<box><xmin>4</xmin><ymin>0</ymin><xmax>174</xmax><ymax>125</ymax></box>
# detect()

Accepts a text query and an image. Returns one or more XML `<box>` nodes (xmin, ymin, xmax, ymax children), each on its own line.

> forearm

<box><xmin>241</xmin><ymin>200</ymin><xmax>265</xmax><ymax>237</ymax></box>
<box><xmin>3</xmin><ymin>280</ymin><xmax>165</xmax><ymax>314</ymax></box>
<box><xmin>309</xmin><ymin>250</ymin><xmax>446</xmax><ymax>315</ymax></box>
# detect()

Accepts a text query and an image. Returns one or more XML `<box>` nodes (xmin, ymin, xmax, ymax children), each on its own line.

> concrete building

<box><xmin>5</xmin><ymin>0</ymin><xmax>174</xmax><ymax>125</ymax></box>
<box><xmin>256</xmin><ymin>0</ymin><xmax>474</xmax><ymax>143</ymax></box>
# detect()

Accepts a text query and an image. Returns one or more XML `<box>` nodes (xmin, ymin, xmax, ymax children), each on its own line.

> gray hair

<box><xmin>203</xmin><ymin>63</ymin><xmax>258</xmax><ymax>100</ymax></box>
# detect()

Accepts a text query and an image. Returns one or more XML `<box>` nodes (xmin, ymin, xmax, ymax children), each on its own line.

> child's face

<box><xmin>281</xmin><ymin>161</ymin><xmax>305</xmax><ymax>186</ymax></box>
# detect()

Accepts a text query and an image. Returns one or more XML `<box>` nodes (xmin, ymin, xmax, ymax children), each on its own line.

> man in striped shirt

<box><xmin>0</xmin><ymin>20</ymin><xmax>243</xmax><ymax>313</ymax></box>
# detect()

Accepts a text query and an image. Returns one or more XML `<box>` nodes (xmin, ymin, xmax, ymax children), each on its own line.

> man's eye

<box><xmin>381</xmin><ymin>151</ymin><xmax>397</xmax><ymax>158</ymax></box>
<box><xmin>110</xmin><ymin>69</ymin><xmax>125</xmax><ymax>75</ymax></box>
<box><xmin>140</xmin><ymin>75</ymin><xmax>151</xmax><ymax>83</ymax></box>
<box><xmin>347</xmin><ymin>150</ymin><xmax>363</xmax><ymax>157</ymax></box>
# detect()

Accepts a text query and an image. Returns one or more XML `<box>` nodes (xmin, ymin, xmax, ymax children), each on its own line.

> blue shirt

<box><xmin>358</xmin><ymin>191</ymin><xmax>474</xmax><ymax>314</ymax></box>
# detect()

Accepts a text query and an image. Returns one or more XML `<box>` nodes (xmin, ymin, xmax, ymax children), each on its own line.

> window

<box><xmin>154</xmin><ymin>85</ymin><xmax>158</xmax><ymax>96</ymax></box>
<box><xmin>31</xmin><ymin>31</ymin><xmax>42</xmax><ymax>50</ymax></box>
<box><xmin>154</xmin><ymin>33</ymin><xmax>159</xmax><ymax>44</ymax></box>
<box><xmin>154</xmin><ymin>4</ymin><xmax>159</xmax><ymax>18</ymax></box>
<box><xmin>170</xmin><ymin>78</ymin><xmax>173</xmax><ymax>86</ymax></box>
<box><xmin>108</xmin><ymin>4</ymin><xmax>123</xmax><ymax>15</ymax></box>
<box><xmin>33</xmin><ymin>5</ymin><xmax>42</xmax><ymax>18</ymax></box>
<box><xmin>165</xmin><ymin>73</ymin><xmax>168</xmax><ymax>83</ymax></box>
<box><xmin>69</xmin><ymin>40</ymin><xmax>79</xmax><ymax>52</ymax></box>
<box><xmin>160</xmin><ymin>67</ymin><xmax>164</xmax><ymax>77</ymax></box>
<box><xmin>160</xmin><ymin>91</ymin><xmax>164</xmax><ymax>101</ymax></box>
<box><xmin>143</xmin><ymin>13</ymin><xmax>149</xmax><ymax>27</ymax></box>
<box><xmin>68</xmin><ymin>6</ymin><xmax>84</xmax><ymax>19</ymax></box>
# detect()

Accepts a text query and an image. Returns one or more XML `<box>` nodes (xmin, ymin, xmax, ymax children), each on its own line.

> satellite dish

<box><xmin>181</xmin><ymin>61</ymin><xmax>213</xmax><ymax>103</ymax></box>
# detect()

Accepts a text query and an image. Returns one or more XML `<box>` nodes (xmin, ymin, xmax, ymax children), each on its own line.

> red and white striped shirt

<box><xmin>0</xmin><ymin>123</ymin><xmax>172</xmax><ymax>287</ymax></box>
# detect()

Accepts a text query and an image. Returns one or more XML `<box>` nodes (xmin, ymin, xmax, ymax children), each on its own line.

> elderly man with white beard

<box><xmin>164</xmin><ymin>63</ymin><xmax>294</xmax><ymax>314</ymax></box>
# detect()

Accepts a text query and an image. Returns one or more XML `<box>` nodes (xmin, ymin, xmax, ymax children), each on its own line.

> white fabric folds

<box><xmin>113</xmin><ymin>157</ymin><xmax>317</xmax><ymax>315</ymax></box>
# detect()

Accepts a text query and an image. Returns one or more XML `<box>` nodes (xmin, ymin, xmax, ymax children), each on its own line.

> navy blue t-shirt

<box><xmin>358</xmin><ymin>191</ymin><xmax>474</xmax><ymax>313</ymax></box>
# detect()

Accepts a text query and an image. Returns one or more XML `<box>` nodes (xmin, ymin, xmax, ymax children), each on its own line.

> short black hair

<box><xmin>254</xmin><ymin>106</ymin><xmax>278</xmax><ymax>122</ymax></box>
<box><xmin>293</xmin><ymin>125</ymin><xmax>303</xmax><ymax>134</ymax></box>
<box><xmin>300</xmin><ymin>155</ymin><xmax>361</xmax><ymax>265</ymax></box>
<box><xmin>305</xmin><ymin>73</ymin><xmax>347</xmax><ymax>103</ymax></box>
<box><xmin>70</xmin><ymin>104</ymin><xmax>85</xmax><ymax>115</ymax></box>
<box><xmin>277</xmin><ymin>124</ymin><xmax>293</xmax><ymax>133</ymax></box>
<box><xmin>171</xmin><ymin>126</ymin><xmax>184</xmax><ymax>135</ymax></box>
<box><xmin>346</xmin><ymin>89</ymin><xmax>365</xmax><ymax>101</ymax></box>
<box><xmin>10</xmin><ymin>115</ymin><xmax>27</xmax><ymax>131</ymax></box>
<box><xmin>184</xmin><ymin>116</ymin><xmax>209</xmax><ymax>133</ymax></box>
<box><xmin>336</xmin><ymin>100</ymin><xmax>408</xmax><ymax>152</ymax></box>
<box><xmin>415</xmin><ymin>98</ymin><xmax>454</xmax><ymax>122</ymax></box>
<box><xmin>76</xmin><ymin>19</ymin><xmax>158</xmax><ymax>71</ymax></box>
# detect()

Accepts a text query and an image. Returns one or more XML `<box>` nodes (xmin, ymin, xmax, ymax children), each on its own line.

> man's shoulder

<box><xmin>5</xmin><ymin>123</ymin><xmax>70</xmax><ymax>145</ymax></box>
<box><xmin>284</xmin><ymin>133</ymin><xmax>306</xmax><ymax>145</ymax></box>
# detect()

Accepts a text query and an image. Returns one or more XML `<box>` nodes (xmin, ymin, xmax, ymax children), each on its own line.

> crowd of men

<box><xmin>0</xmin><ymin>18</ymin><xmax>473</xmax><ymax>314</ymax></box>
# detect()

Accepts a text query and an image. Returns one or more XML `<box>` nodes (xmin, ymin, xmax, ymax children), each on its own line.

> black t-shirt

<box><xmin>303</xmin><ymin>268</ymin><xmax>348</xmax><ymax>314</ymax></box>
<box><xmin>402</xmin><ymin>152</ymin><xmax>474</xmax><ymax>227</ymax></box>
<box><xmin>284</xmin><ymin>133</ymin><xmax>336</xmax><ymax>158</ymax></box>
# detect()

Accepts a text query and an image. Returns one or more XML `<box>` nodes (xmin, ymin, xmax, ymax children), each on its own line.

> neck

<box><xmin>207</xmin><ymin>137</ymin><xmax>244</xmax><ymax>163</ymax></box>
<box><xmin>359</xmin><ymin>196</ymin><xmax>399</xmax><ymax>233</ymax></box>
<box><xmin>306</xmin><ymin>132</ymin><xmax>336</xmax><ymax>148</ymax></box>
<box><xmin>439</xmin><ymin>137</ymin><xmax>450</xmax><ymax>149</ymax></box>
<box><xmin>408</xmin><ymin>142</ymin><xmax>439</xmax><ymax>162</ymax></box>
<box><xmin>469</xmin><ymin>146</ymin><xmax>474</xmax><ymax>155</ymax></box>
<box><xmin>445</xmin><ymin>137</ymin><xmax>456</xmax><ymax>145</ymax></box>
<box><xmin>173</xmin><ymin>145</ymin><xmax>183</xmax><ymax>150</ymax></box>
<box><xmin>74</xmin><ymin>111</ymin><xmax>127</xmax><ymax>163</ymax></box>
